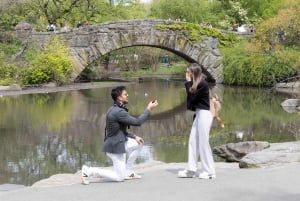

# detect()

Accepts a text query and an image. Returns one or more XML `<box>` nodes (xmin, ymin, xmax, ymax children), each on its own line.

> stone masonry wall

<box><xmin>19</xmin><ymin>19</ymin><xmax>224</xmax><ymax>83</ymax></box>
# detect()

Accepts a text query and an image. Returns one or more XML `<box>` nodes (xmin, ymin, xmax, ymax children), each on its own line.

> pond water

<box><xmin>0</xmin><ymin>78</ymin><xmax>299</xmax><ymax>186</ymax></box>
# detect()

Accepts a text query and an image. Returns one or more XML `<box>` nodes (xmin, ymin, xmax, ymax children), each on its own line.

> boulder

<box><xmin>239</xmin><ymin>141</ymin><xmax>300</xmax><ymax>168</ymax></box>
<box><xmin>281</xmin><ymin>99</ymin><xmax>300</xmax><ymax>113</ymax></box>
<box><xmin>213</xmin><ymin>141</ymin><xmax>270</xmax><ymax>162</ymax></box>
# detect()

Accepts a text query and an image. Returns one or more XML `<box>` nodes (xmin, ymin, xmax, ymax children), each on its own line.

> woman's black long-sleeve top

<box><xmin>185</xmin><ymin>80</ymin><xmax>210</xmax><ymax>111</ymax></box>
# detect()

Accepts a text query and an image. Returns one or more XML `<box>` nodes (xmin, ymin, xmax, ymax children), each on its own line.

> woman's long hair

<box><xmin>188</xmin><ymin>63</ymin><xmax>204</xmax><ymax>94</ymax></box>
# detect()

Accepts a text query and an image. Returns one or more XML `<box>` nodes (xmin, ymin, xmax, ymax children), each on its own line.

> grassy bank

<box><xmin>120</xmin><ymin>63</ymin><xmax>186</xmax><ymax>78</ymax></box>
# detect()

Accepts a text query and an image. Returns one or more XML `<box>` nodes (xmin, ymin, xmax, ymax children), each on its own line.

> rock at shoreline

<box><xmin>0</xmin><ymin>84</ymin><xmax>22</xmax><ymax>91</ymax></box>
<box><xmin>276</xmin><ymin>81</ymin><xmax>300</xmax><ymax>95</ymax></box>
<box><xmin>9</xmin><ymin>84</ymin><xmax>22</xmax><ymax>91</ymax></box>
<box><xmin>214</xmin><ymin>141</ymin><xmax>300</xmax><ymax>168</ymax></box>
<box><xmin>276</xmin><ymin>81</ymin><xmax>300</xmax><ymax>89</ymax></box>
<box><xmin>213</xmin><ymin>141</ymin><xmax>270</xmax><ymax>162</ymax></box>
<box><xmin>239</xmin><ymin>141</ymin><xmax>300</xmax><ymax>168</ymax></box>
<box><xmin>281</xmin><ymin>99</ymin><xmax>300</xmax><ymax>113</ymax></box>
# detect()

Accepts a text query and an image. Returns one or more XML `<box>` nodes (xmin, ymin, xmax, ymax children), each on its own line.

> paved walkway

<box><xmin>0</xmin><ymin>162</ymin><xmax>300</xmax><ymax>201</ymax></box>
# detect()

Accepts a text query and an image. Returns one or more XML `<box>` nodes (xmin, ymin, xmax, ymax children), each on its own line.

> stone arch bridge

<box><xmin>23</xmin><ymin>19</ymin><xmax>224</xmax><ymax>83</ymax></box>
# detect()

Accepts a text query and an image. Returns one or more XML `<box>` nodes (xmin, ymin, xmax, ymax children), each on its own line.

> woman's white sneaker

<box><xmin>125</xmin><ymin>172</ymin><xmax>142</xmax><ymax>180</ymax></box>
<box><xmin>199</xmin><ymin>172</ymin><xmax>216</xmax><ymax>179</ymax></box>
<box><xmin>177</xmin><ymin>169</ymin><xmax>196</xmax><ymax>178</ymax></box>
<box><xmin>81</xmin><ymin>165</ymin><xmax>90</xmax><ymax>185</ymax></box>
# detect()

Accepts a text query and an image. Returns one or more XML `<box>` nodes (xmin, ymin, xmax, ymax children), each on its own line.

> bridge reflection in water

<box><xmin>0</xmin><ymin>78</ymin><xmax>298</xmax><ymax>186</ymax></box>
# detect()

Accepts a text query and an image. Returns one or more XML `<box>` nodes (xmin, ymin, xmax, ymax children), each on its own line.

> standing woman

<box><xmin>178</xmin><ymin>63</ymin><xmax>216</xmax><ymax>179</ymax></box>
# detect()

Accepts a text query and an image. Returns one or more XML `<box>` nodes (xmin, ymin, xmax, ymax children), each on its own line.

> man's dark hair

<box><xmin>111</xmin><ymin>86</ymin><xmax>126</xmax><ymax>101</ymax></box>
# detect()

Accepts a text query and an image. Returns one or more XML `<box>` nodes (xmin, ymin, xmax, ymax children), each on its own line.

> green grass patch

<box><xmin>121</xmin><ymin>63</ymin><xmax>186</xmax><ymax>77</ymax></box>
<box><xmin>0</xmin><ymin>42</ymin><xmax>21</xmax><ymax>57</ymax></box>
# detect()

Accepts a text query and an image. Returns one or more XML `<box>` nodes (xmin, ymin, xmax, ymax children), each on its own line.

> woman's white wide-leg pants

<box><xmin>187</xmin><ymin>109</ymin><xmax>215</xmax><ymax>175</ymax></box>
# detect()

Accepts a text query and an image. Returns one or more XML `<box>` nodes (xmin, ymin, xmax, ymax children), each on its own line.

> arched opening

<box><xmin>73</xmin><ymin>45</ymin><xmax>217</xmax><ymax>83</ymax></box>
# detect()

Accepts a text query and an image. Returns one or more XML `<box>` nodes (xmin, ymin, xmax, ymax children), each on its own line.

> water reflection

<box><xmin>0</xmin><ymin>79</ymin><xmax>299</xmax><ymax>186</ymax></box>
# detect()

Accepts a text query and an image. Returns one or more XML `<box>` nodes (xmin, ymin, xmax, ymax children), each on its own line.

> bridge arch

<box><xmin>30</xmin><ymin>19</ymin><xmax>224</xmax><ymax>83</ymax></box>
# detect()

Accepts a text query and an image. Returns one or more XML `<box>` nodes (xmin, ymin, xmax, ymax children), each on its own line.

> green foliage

<box><xmin>156</xmin><ymin>21</ymin><xmax>238</xmax><ymax>47</ymax></box>
<box><xmin>150</xmin><ymin>0</ymin><xmax>233</xmax><ymax>29</ymax></box>
<box><xmin>221</xmin><ymin>0</ymin><xmax>300</xmax><ymax>87</ymax></box>
<box><xmin>241</xmin><ymin>0</ymin><xmax>284</xmax><ymax>20</ymax></box>
<box><xmin>21</xmin><ymin>65</ymin><xmax>52</xmax><ymax>85</ymax></box>
<box><xmin>0</xmin><ymin>41</ymin><xmax>21</xmax><ymax>57</ymax></box>
<box><xmin>151</xmin><ymin>0</ymin><xmax>210</xmax><ymax>22</ymax></box>
<box><xmin>222</xmin><ymin>41</ymin><xmax>299</xmax><ymax>86</ymax></box>
<box><xmin>22</xmin><ymin>47</ymin><xmax>38</xmax><ymax>62</ymax></box>
<box><xmin>0</xmin><ymin>0</ymin><xmax>148</xmax><ymax>31</ymax></box>
<box><xmin>225</xmin><ymin>1</ymin><xmax>249</xmax><ymax>25</ymax></box>
<box><xmin>0</xmin><ymin>30</ymin><xmax>19</xmax><ymax>44</ymax></box>
<box><xmin>222</xmin><ymin>43</ymin><xmax>249</xmax><ymax>85</ymax></box>
<box><xmin>254</xmin><ymin>1</ymin><xmax>300</xmax><ymax>50</ymax></box>
<box><xmin>108</xmin><ymin>46</ymin><xmax>166</xmax><ymax>73</ymax></box>
<box><xmin>150</xmin><ymin>0</ymin><xmax>286</xmax><ymax>29</ymax></box>
<box><xmin>0</xmin><ymin>63</ymin><xmax>18</xmax><ymax>86</ymax></box>
<box><xmin>0</xmin><ymin>0</ymin><xmax>289</xmax><ymax>32</ymax></box>
<box><xmin>265</xmin><ymin>49</ymin><xmax>299</xmax><ymax>82</ymax></box>
<box><xmin>217</xmin><ymin>0</ymin><xmax>285</xmax><ymax>25</ymax></box>
<box><xmin>22</xmin><ymin>37</ymin><xmax>73</xmax><ymax>86</ymax></box>
<box><xmin>0</xmin><ymin>42</ymin><xmax>20</xmax><ymax>85</ymax></box>
<box><xmin>0</xmin><ymin>0</ymin><xmax>28</xmax><ymax>30</ymax></box>
<box><xmin>121</xmin><ymin>62</ymin><xmax>186</xmax><ymax>77</ymax></box>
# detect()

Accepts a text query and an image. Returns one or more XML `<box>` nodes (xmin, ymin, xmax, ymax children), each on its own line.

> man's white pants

<box><xmin>88</xmin><ymin>137</ymin><xmax>142</xmax><ymax>182</ymax></box>
<box><xmin>187</xmin><ymin>109</ymin><xmax>215</xmax><ymax>175</ymax></box>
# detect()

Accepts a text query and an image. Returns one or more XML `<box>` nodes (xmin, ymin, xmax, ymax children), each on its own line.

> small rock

<box><xmin>0</xmin><ymin>86</ymin><xmax>10</xmax><ymax>91</ymax></box>
<box><xmin>9</xmin><ymin>84</ymin><xmax>22</xmax><ymax>91</ymax></box>
<box><xmin>42</xmin><ymin>82</ymin><xmax>57</xmax><ymax>88</ymax></box>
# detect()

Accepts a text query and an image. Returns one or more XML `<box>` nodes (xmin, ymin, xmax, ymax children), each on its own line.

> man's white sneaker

<box><xmin>125</xmin><ymin>172</ymin><xmax>142</xmax><ymax>180</ymax></box>
<box><xmin>177</xmin><ymin>169</ymin><xmax>196</xmax><ymax>178</ymax></box>
<box><xmin>199</xmin><ymin>172</ymin><xmax>216</xmax><ymax>179</ymax></box>
<box><xmin>81</xmin><ymin>165</ymin><xmax>90</xmax><ymax>185</ymax></box>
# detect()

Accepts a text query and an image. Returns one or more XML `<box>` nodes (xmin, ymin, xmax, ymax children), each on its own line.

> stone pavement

<box><xmin>0</xmin><ymin>162</ymin><xmax>300</xmax><ymax>201</ymax></box>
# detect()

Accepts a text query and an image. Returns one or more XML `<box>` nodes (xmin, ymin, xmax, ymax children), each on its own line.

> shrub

<box><xmin>21</xmin><ymin>65</ymin><xmax>52</xmax><ymax>85</ymax></box>
<box><xmin>22</xmin><ymin>37</ymin><xmax>74</xmax><ymax>85</ymax></box>
<box><xmin>222</xmin><ymin>41</ymin><xmax>299</xmax><ymax>86</ymax></box>
<box><xmin>254</xmin><ymin>1</ymin><xmax>300</xmax><ymax>50</ymax></box>
<box><xmin>0</xmin><ymin>62</ymin><xmax>18</xmax><ymax>86</ymax></box>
